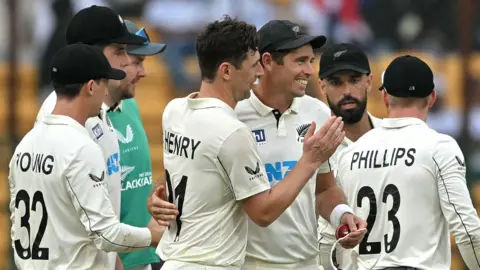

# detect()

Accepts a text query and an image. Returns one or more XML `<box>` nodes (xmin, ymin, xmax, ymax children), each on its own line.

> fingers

<box><xmin>356</xmin><ymin>219</ymin><xmax>368</xmax><ymax>230</ymax></box>
<box><xmin>338</xmin><ymin>229</ymin><xmax>366</xmax><ymax>249</ymax></box>
<box><xmin>321</xmin><ymin>117</ymin><xmax>343</xmax><ymax>143</ymax></box>
<box><xmin>303</xmin><ymin>121</ymin><xmax>316</xmax><ymax>141</ymax></box>
<box><xmin>155</xmin><ymin>186</ymin><xmax>167</xmax><ymax>200</ymax></box>
<box><xmin>332</xmin><ymin>131</ymin><xmax>345</xmax><ymax>149</ymax></box>
<box><xmin>315</xmin><ymin>116</ymin><xmax>338</xmax><ymax>138</ymax></box>
<box><xmin>346</xmin><ymin>216</ymin><xmax>358</xmax><ymax>232</ymax></box>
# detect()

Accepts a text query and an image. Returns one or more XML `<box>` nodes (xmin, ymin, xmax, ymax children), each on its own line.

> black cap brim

<box><xmin>127</xmin><ymin>43</ymin><xmax>167</xmax><ymax>56</ymax></box>
<box><xmin>109</xmin><ymin>32</ymin><xmax>147</xmax><ymax>45</ymax></box>
<box><xmin>319</xmin><ymin>64</ymin><xmax>370</xmax><ymax>79</ymax></box>
<box><xmin>106</xmin><ymin>68</ymin><xmax>126</xmax><ymax>80</ymax></box>
<box><xmin>277</xmin><ymin>35</ymin><xmax>327</xmax><ymax>51</ymax></box>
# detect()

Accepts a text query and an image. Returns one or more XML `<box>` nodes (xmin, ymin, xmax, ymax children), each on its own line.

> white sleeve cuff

<box><xmin>330</xmin><ymin>204</ymin><xmax>354</xmax><ymax>229</ymax></box>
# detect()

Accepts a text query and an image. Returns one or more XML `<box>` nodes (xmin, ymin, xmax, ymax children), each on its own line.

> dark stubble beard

<box><xmin>327</xmin><ymin>90</ymin><xmax>368</xmax><ymax>124</ymax></box>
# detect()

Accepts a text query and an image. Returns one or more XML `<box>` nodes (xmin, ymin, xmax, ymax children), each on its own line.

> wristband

<box><xmin>330</xmin><ymin>204</ymin><xmax>354</xmax><ymax>229</ymax></box>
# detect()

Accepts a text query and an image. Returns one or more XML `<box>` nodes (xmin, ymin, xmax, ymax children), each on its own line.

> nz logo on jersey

<box><xmin>265</xmin><ymin>160</ymin><xmax>297</xmax><ymax>183</ymax></box>
<box><xmin>245</xmin><ymin>162</ymin><xmax>264</xmax><ymax>181</ymax></box>
<box><xmin>296</xmin><ymin>123</ymin><xmax>311</xmax><ymax>143</ymax></box>
<box><xmin>107</xmin><ymin>153</ymin><xmax>120</xmax><ymax>175</ymax></box>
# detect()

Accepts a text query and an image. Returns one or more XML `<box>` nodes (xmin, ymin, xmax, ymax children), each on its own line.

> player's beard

<box><xmin>327</xmin><ymin>90</ymin><xmax>368</xmax><ymax>124</ymax></box>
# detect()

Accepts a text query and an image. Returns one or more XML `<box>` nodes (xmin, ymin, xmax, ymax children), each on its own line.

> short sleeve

<box><xmin>218</xmin><ymin>127</ymin><xmax>270</xmax><ymax>201</ymax></box>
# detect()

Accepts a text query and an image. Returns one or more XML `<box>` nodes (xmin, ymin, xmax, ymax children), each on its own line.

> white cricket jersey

<box><xmin>36</xmin><ymin>91</ymin><xmax>122</xmax><ymax>269</ymax></box>
<box><xmin>335</xmin><ymin>117</ymin><xmax>480</xmax><ymax>270</ymax></box>
<box><xmin>158</xmin><ymin>93</ymin><xmax>271</xmax><ymax>268</ymax></box>
<box><xmin>9</xmin><ymin>114</ymin><xmax>152</xmax><ymax>270</ymax></box>
<box><xmin>234</xmin><ymin>91</ymin><xmax>332</xmax><ymax>265</ymax></box>
<box><xmin>317</xmin><ymin>113</ymin><xmax>382</xmax><ymax>246</ymax></box>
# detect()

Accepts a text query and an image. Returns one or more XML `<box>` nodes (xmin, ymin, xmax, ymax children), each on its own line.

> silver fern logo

<box><xmin>121</xmin><ymin>166</ymin><xmax>135</xmax><ymax>181</ymax></box>
<box><xmin>296</xmin><ymin>123</ymin><xmax>311</xmax><ymax>143</ymax></box>
<box><xmin>116</xmin><ymin>125</ymin><xmax>134</xmax><ymax>144</ymax></box>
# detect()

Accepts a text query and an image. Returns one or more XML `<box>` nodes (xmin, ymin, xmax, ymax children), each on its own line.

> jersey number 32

<box><xmin>14</xmin><ymin>190</ymin><xmax>49</xmax><ymax>260</ymax></box>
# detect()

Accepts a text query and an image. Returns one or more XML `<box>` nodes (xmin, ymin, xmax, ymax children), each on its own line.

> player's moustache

<box><xmin>338</xmin><ymin>95</ymin><xmax>360</xmax><ymax>106</ymax></box>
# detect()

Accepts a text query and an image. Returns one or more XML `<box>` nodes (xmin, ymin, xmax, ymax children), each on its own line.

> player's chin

<box><xmin>125</xmin><ymin>87</ymin><xmax>136</xmax><ymax>99</ymax></box>
<box><xmin>291</xmin><ymin>85</ymin><xmax>306</xmax><ymax>97</ymax></box>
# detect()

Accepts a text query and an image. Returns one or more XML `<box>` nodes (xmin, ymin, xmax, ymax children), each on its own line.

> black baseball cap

<box><xmin>258</xmin><ymin>20</ymin><xmax>326</xmax><ymax>53</ymax></box>
<box><xmin>379</xmin><ymin>55</ymin><xmax>434</xmax><ymax>98</ymax></box>
<box><xmin>125</xmin><ymin>20</ymin><xmax>166</xmax><ymax>55</ymax></box>
<box><xmin>50</xmin><ymin>43</ymin><xmax>126</xmax><ymax>84</ymax></box>
<box><xmin>319</xmin><ymin>43</ymin><xmax>370</xmax><ymax>79</ymax></box>
<box><xmin>66</xmin><ymin>5</ymin><xmax>147</xmax><ymax>45</ymax></box>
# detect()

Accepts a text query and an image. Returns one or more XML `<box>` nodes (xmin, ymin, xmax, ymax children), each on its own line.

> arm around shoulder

<box><xmin>65</xmin><ymin>143</ymin><xmax>153</xmax><ymax>252</ymax></box>
<box><xmin>218</xmin><ymin>127</ymin><xmax>317</xmax><ymax>227</ymax></box>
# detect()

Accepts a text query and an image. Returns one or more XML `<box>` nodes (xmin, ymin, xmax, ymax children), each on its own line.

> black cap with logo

<box><xmin>379</xmin><ymin>55</ymin><xmax>434</xmax><ymax>98</ymax></box>
<box><xmin>66</xmin><ymin>5</ymin><xmax>146</xmax><ymax>45</ymax></box>
<box><xmin>319</xmin><ymin>43</ymin><xmax>370</xmax><ymax>79</ymax></box>
<box><xmin>51</xmin><ymin>43</ymin><xmax>126</xmax><ymax>85</ymax></box>
<box><xmin>258</xmin><ymin>20</ymin><xmax>326</xmax><ymax>53</ymax></box>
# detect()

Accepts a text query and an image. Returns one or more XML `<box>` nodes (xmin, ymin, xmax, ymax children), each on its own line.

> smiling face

<box><xmin>268</xmin><ymin>44</ymin><xmax>315</xmax><ymax>98</ymax></box>
<box><xmin>321</xmin><ymin>70</ymin><xmax>372</xmax><ymax>124</ymax></box>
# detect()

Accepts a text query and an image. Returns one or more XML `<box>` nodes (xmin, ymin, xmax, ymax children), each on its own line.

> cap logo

<box><xmin>118</xmin><ymin>15</ymin><xmax>124</xmax><ymax>24</ymax></box>
<box><xmin>333</xmin><ymin>50</ymin><xmax>347</xmax><ymax>59</ymax></box>
<box><xmin>52</xmin><ymin>67</ymin><xmax>57</xmax><ymax>72</ymax></box>
<box><xmin>292</xmin><ymin>26</ymin><xmax>300</xmax><ymax>35</ymax></box>
<box><xmin>409</xmin><ymin>86</ymin><xmax>415</xmax><ymax>91</ymax></box>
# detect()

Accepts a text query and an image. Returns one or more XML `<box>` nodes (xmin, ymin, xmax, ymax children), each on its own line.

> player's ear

<box><xmin>85</xmin><ymin>79</ymin><xmax>96</xmax><ymax>97</ymax></box>
<box><xmin>427</xmin><ymin>90</ymin><xmax>436</xmax><ymax>109</ymax></box>
<box><xmin>366</xmin><ymin>73</ymin><xmax>373</xmax><ymax>93</ymax></box>
<box><xmin>382</xmin><ymin>90</ymin><xmax>389</xmax><ymax>108</ymax></box>
<box><xmin>319</xmin><ymin>78</ymin><xmax>327</xmax><ymax>96</ymax></box>
<box><xmin>219</xmin><ymin>62</ymin><xmax>231</xmax><ymax>81</ymax></box>
<box><xmin>261</xmin><ymin>52</ymin><xmax>273</xmax><ymax>71</ymax></box>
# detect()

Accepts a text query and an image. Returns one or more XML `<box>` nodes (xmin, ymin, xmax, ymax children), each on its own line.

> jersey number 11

<box><xmin>165</xmin><ymin>169</ymin><xmax>188</xmax><ymax>242</ymax></box>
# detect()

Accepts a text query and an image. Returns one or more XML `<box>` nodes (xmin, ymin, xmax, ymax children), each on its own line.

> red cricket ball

<box><xmin>335</xmin><ymin>224</ymin><xmax>351</xmax><ymax>239</ymax></box>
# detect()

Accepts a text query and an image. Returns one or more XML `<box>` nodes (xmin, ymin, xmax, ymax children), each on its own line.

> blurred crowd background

<box><xmin>0</xmin><ymin>0</ymin><xmax>479</xmax><ymax>269</ymax></box>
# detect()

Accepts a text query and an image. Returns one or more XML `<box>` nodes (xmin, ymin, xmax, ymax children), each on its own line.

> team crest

<box><xmin>296</xmin><ymin>123</ymin><xmax>311</xmax><ymax>143</ymax></box>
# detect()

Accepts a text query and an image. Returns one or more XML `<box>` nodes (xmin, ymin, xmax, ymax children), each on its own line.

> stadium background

<box><xmin>0</xmin><ymin>0</ymin><xmax>479</xmax><ymax>269</ymax></box>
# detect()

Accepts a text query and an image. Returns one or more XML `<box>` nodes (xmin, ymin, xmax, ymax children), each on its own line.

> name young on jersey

<box><xmin>14</xmin><ymin>152</ymin><xmax>54</xmax><ymax>175</ymax></box>
<box><xmin>351</xmin><ymin>147</ymin><xmax>416</xmax><ymax>170</ymax></box>
<box><xmin>164</xmin><ymin>130</ymin><xmax>201</xmax><ymax>159</ymax></box>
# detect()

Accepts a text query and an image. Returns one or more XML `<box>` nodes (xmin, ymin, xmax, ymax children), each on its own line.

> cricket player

<box><xmin>152</xmin><ymin>16</ymin><xmax>346</xmax><ymax>270</ymax></box>
<box><xmin>316</xmin><ymin>43</ymin><xmax>382</xmax><ymax>270</ymax></box>
<box><xmin>107</xmin><ymin>19</ymin><xmax>166</xmax><ymax>270</ymax></box>
<box><xmin>149</xmin><ymin>20</ymin><xmax>367</xmax><ymax>270</ymax></box>
<box><xmin>9</xmin><ymin>43</ymin><xmax>160</xmax><ymax>270</ymax></box>
<box><xmin>335</xmin><ymin>55</ymin><xmax>480</xmax><ymax>269</ymax></box>
<box><xmin>34</xmin><ymin>6</ymin><xmax>154</xmax><ymax>269</ymax></box>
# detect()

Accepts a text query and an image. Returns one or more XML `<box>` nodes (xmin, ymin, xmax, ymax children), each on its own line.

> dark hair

<box><xmin>93</xmin><ymin>44</ymin><xmax>108</xmax><ymax>52</ymax></box>
<box><xmin>196</xmin><ymin>15</ymin><xmax>258</xmax><ymax>82</ymax></box>
<box><xmin>260</xmin><ymin>50</ymin><xmax>289</xmax><ymax>66</ymax></box>
<box><xmin>52</xmin><ymin>79</ymin><xmax>103</xmax><ymax>99</ymax></box>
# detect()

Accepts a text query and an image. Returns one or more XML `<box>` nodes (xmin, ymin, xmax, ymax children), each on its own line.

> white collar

<box><xmin>248</xmin><ymin>90</ymin><xmax>300</xmax><ymax>116</ymax></box>
<box><xmin>41</xmin><ymin>114</ymin><xmax>90</xmax><ymax>138</ymax></box>
<box><xmin>187</xmin><ymin>92</ymin><xmax>237</xmax><ymax>117</ymax></box>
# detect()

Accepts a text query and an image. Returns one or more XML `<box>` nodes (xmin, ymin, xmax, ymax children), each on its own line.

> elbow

<box><xmin>249</xmin><ymin>211</ymin><xmax>276</xmax><ymax>227</ymax></box>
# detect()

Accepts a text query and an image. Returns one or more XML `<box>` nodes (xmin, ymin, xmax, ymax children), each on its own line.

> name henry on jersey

<box><xmin>164</xmin><ymin>130</ymin><xmax>201</xmax><ymax>160</ymax></box>
<box><xmin>351</xmin><ymin>147</ymin><xmax>416</xmax><ymax>170</ymax></box>
<box><xmin>14</xmin><ymin>152</ymin><xmax>55</xmax><ymax>175</ymax></box>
